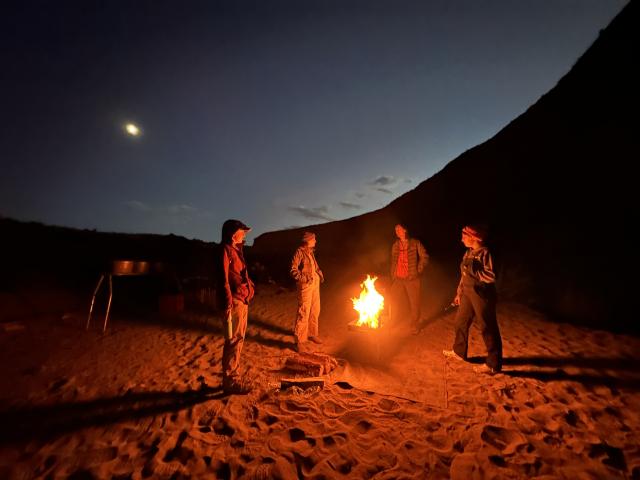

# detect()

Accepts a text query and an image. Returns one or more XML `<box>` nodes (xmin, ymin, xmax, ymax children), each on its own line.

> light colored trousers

<box><xmin>294</xmin><ymin>275</ymin><xmax>320</xmax><ymax>342</ymax></box>
<box><xmin>222</xmin><ymin>300</ymin><xmax>248</xmax><ymax>382</ymax></box>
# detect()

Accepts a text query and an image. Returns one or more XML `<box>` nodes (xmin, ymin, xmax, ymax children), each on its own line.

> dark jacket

<box><xmin>456</xmin><ymin>246</ymin><xmax>495</xmax><ymax>297</ymax></box>
<box><xmin>390</xmin><ymin>238</ymin><xmax>429</xmax><ymax>280</ymax></box>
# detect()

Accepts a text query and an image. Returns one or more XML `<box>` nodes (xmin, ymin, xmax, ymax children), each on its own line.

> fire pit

<box><xmin>348</xmin><ymin>275</ymin><xmax>388</xmax><ymax>360</ymax></box>
<box><xmin>350</xmin><ymin>274</ymin><xmax>386</xmax><ymax>330</ymax></box>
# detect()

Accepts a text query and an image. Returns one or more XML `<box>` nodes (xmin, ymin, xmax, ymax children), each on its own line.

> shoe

<box><xmin>473</xmin><ymin>364</ymin><xmax>500</xmax><ymax>375</ymax></box>
<box><xmin>292</xmin><ymin>338</ymin><xmax>303</xmax><ymax>352</ymax></box>
<box><xmin>223</xmin><ymin>378</ymin><xmax>251</xmax><ymax>395</ymax></box>
<box><xmin>308</xmin><ymin>336</ymin><xmax>323</xmax><ymax>344</ymax></box>
<box><xmin>442</xmin><ymin>350</ymin><xmax>464</xmax><ymax>361</ymax></box>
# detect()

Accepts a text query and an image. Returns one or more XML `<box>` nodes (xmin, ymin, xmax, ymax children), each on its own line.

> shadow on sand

<box><xmin>0</xmin><ymin>386</ymin><xmax>225</xmax><ymax>444</ymax></box>
<box><xmin>94</xmin><ymin>311</ymin><xmax>297</xmax><ymax>350</ymax></box>
<box><xmin>466</xmin><ymin>355</ymin><xmax>640</xmax><ymax>391</ymax></box>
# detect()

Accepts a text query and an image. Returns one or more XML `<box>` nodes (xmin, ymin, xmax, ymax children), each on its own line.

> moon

<box><xmin>124</xmin><ymin>123</ymin><xmax>141</xmax><ymax>137</ymax></box>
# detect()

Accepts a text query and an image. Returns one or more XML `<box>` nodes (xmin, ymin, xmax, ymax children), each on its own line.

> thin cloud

<box><xmin>167</xmin><ymin>204</ymin><xmax>198</xmax><ymax>215</ymax></box>
<box><xmin>354</xmin><ymin>192</ymin><xmax>366</xmax><ymax>198</ymax></box>
<box><xmin>125</xmin><ymin>201</ymin><xmax>206</xmax><ymax>218</ymax></box>
<box><xmin>124</xmin><ymin>200</ymin><xmax>152</xmax><ymax>212</ymax></box>
<box><xmin>368</xmin><ymin>175</ymin><xmax>396</xmax><ymax>187</ymax></box>
<box><xmin>288</xmin><ymin>205</ymin><xmax>334</xmax><ymax>221</ymax></box>
<box><xmin>339</xmin><ymin>202</ymin><xmax>362</xmax><ymax>210</ymax></box>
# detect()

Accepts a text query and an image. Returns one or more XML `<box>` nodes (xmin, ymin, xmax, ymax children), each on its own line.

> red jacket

<box><xmin>220</xmin><ymin>243</ymin><xmax>254</xmax><ymax>310</ymax></box>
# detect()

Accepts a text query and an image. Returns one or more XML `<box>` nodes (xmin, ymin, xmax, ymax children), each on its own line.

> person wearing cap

<box><xmin>390</xmin><ymin>223</ymin><xmax>429</xmax><ymax>331</ymax></box>
<box><xmin>443</xmin><ymin>224</ymin><xmax>502</xmax><ymax>375</ymax></box>
<box><xmin>290</xmin><ymin>231</ymin><xmax>324</xmax><ymax>350</ymax></box>
<box><xmin>218</xmin><ymin>219</ymin><xmax>255</xmax><ymax>394</ymax></box>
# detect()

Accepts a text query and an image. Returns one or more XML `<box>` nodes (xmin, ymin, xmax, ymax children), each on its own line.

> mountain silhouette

<box><xmin>252</xmin><ymin>1</ymin><xmax>637</xmax><ymax>331</ymax></box>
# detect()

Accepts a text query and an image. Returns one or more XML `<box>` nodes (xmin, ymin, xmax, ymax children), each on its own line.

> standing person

<box><xmin>290</xmin><ymin>231</ymin><xmax>324</xmax><ymax>351</ymax></box>
<box><xmin>218</xmin><ymin>219</ymin><xmax>254</xmax><ymax>394</ymax></box>
<box><xmin>390</xmin><ymin>223</ymin><xmax>429</xmax><ymax>332</ymax></box>
<box><xmin>443</xmin><ymin>224</ymin><xmax>502</xmax><ymax>374</ymax></box>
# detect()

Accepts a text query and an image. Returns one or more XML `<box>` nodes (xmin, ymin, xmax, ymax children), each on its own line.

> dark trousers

<box><xmin>452</xmin><ymin>284</ymin><xmax>502</xmax><ymax>371</ymax></box>
<box><xmin>391</xmin><ymin>277</ymin><xmax>421</xmax><ymax>326</ymax></box>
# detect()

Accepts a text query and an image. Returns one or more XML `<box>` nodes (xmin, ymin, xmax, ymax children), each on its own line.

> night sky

<box><xmin>1</xmin><ymin>0</ymin><xmax>627</xmax><ymax>243</ymax></box>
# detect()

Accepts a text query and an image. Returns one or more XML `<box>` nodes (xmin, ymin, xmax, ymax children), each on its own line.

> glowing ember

<box><xmin>352</xmin><ymin>275</ymin><xmax>384</xmax><ymax>329</ymax></box>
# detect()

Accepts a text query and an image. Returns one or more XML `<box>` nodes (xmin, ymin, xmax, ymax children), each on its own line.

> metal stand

<box><xmin>86</xmin><ymin>273</ymin><xmax>114</xmax><ymax>332</ymax></box>
<box><xmin>347</xmin><ymin>320</ymin><xmax>384</xmax><ymax>362</ymax></box>
<box><xmin>86</xmin><ymin>260</ymin><xmax>155</xmax><ymax>333</ymax></box>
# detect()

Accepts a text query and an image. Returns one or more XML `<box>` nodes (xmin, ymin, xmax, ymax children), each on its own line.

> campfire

<box><xmin>351</xmin><ymin>275</ymin><xmax>385</xmax><ymax>330</ymax></box>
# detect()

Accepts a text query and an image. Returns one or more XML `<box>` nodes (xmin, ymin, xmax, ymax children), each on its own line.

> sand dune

<box><xmin>1</xmin><ymin>284</ymin><xmax>639</xmax><ymax>479</ymax></box>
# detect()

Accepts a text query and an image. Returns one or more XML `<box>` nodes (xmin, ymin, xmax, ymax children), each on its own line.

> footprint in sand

<box><xmin>76</xmin><ymin>446</ymin><xmax>119</xmax><ymax>466</ymax></box>
<box><xmin>480</xmin><ymin>425</ymin><xmax>527</xmax><ymax>455</ymax></box>
<box><xmin>163</xmin><ymin>431</ymin><xmax>196</xmax><ymax>466</ymax></box>
<box><xmin>375</xmin><ymin>398</ymin><xmax>400</xmax><ymax>413</ymax></box>
<box><xmin>293</xmin><ymin>451</ymin><xmax>318</xmax><ymax>476</ymax></box>
<box><xmin>260</xmin><ymin>413</ymin><xmax>279</xmax><ymax>426</ymax></box>
<box><xmin>321</xmin><ymin>432</ymin><xmax>348</xmax><ymax>448</ymax></box>
<box><xmin>425</xmin><ymin>433</ymin><xmax>453</xmax><ymax>453</ymax></box>
<box><xmin>320</xmin><ymin>400</ymin><xmax>347</xmax><ymax>418</ymax></box>
<box><xmin>212</xmin><ymin>417</ymin><xmax>235</xmax><ymax>437</ymax></box>
<box><xmin>144</xmin><ymin>459</ymin><xmax>187</xmax><ymax>478</ymax></box>
<box><xmin>424</xmin><ymin>420</ymin><xmax>441</xmax><ymax>432</ymax></box>
<box><xmin>289</xmin><ymin>427</ymin><xmax>316</xmax><ymax>446</ymax></box>
<box><xmin>280</xmin><ymin>399</ymin><xmax>311</xmax><ymax>414</ymax></box>
<box><xmin>354</xmin><ymin>419</ymin><xmax>373</xmax><ymax>434</ymax></box>
<box><xmin>588</xmin><ymin>442</ymin><xmax>628</xmax><ymax>472</ymax></box>
<box><xmin>327</xmin><ymin>453</ymin><xmax>357</xmax><ymax>475</ymax></box>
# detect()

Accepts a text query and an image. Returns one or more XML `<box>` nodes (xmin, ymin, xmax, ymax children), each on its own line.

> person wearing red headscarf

<box><xmin>443</xmin><ymin>224</ymin><xmax>502</xmax><ymax>375</ymax></box>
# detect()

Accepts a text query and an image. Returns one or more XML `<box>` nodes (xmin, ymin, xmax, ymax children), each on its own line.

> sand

<box><xmin>1</xmin><ymin>283</ymin><xmax>639</xmax><ymax>479</ymax></box>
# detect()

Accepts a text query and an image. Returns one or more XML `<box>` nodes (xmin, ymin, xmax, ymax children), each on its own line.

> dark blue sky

<box><xmin>0</xmin><ymin>0</ymin><xmax>627</xmax><ymax>243</ymax></box>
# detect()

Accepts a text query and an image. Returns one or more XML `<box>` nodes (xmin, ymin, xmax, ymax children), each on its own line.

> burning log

<box><xmin>347</xmin><ymin>318</ymin><xmax>387</xmax><ymax>333</ymax></box>
<box><xmin>352</xmin><ymin>275</ymin><xmax>385</xmax><ymax>329</ymax></box>
<box><xmin>348</xmin><ymin>276</ymin><xmax>390</xmax><ymax>362</ymax></box>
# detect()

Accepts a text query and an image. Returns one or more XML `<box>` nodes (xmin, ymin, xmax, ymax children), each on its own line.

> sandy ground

<box><xmin>1</xmin><ymin>283</ymin><xmax>640</xmax><ymax>479</ymax></box>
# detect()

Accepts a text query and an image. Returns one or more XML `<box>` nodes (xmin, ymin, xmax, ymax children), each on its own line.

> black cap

<box><xmin>221</xmin><ymin>219</ymin><xmax>251</xmax><ymax>244</ymax></box>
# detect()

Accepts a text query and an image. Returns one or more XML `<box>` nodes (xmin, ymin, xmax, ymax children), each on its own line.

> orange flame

<box><xmin>352</xmin><ymin>275</ymin><xmax>384</xmax><ymax>329</ymax></box>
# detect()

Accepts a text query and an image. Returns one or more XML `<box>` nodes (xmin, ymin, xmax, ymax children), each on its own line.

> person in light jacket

<box><xmin>218</xmin><ymin>219</ymin><xmax>254</xmax><ymax>394</ymax></box>
<box><xmin>290</xmin><ymin>231</ymin><xmax>324</xmax><ymax>351</ymax></box>
<box><xmin>443</xmin><ymin>224</ymin><xmax>502</xmax><ymax>375</ymax></box>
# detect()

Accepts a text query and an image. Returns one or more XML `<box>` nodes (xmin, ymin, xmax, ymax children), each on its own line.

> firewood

<box><xmin>283</xmin><ymin>356</ymin><xmax>323</xmax><ymax>376</ymax></box>
<box><xmin>280</xmin><ymin>377</ymin><xmax>325</xmax><ymax>390</ymax></box>
<box><xmin>298</xmin><ymin>352</ymin><xmax>338</xmax><ymax>373</ymax></box>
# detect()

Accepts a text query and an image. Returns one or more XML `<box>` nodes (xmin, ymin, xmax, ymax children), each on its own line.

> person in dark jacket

<box><xmin>443</xmin><ymin>224</ymin><xmax>502</xmax><ymax>375</ymax></box>
<box><xmin>218</xmin><ymin>219</ymin><xmax>255</xmax><ymax>394</ymax></box>
<box><xmin>290</xmin><ymin>231</ymin><xmax>324</xmax><ymax>351</ymax></box>
<box><xmin>390</xmin><ymin>223</ymin><xmax>429</xmax><ymax>331</ymax></box>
